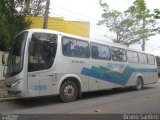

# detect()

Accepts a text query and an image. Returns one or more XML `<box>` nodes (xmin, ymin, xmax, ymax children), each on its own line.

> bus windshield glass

<box><xmin>7</xmin><ymin>32</ymin><xmax>28</xmax><ymax>77</ymax></box>
<box><xmin>28</xmin><ymin>32</ymin><xmax>57</xmax><ymax>72</ymax></box>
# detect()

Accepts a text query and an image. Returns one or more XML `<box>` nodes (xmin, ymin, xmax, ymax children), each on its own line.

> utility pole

<box><xmin>43</xmin><ymin>0</ymin><xmax>50</xmax><ymax>29</ymax></box>
<box><xmin>142</xmin><ymin>18</ymin><xmax>145</xmax><ymax>51</ymax></box>
<box><xmin>142</xmin><ymin>11</ymin><xmax>145</xmax><ymax>51</ymax></box>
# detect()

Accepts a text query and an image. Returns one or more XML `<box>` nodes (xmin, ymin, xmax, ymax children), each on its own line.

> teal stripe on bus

<box><xmin>81</xmin><ymin>65</ymin><xmax>157</xmax><ymax>85</ymax></box>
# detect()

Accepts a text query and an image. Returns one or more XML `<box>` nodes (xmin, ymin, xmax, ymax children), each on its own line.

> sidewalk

<box><xmin>0</xmin><ymin>80</ymin><xmax>7</xmax><ymax>98</ymax></box>
<box><xmin>0</xmin><ymin>80</ymin><xmax>17</xmax><ymax>102</ymax></box>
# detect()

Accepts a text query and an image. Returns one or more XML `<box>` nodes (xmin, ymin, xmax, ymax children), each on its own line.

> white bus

<box><xmin>4</xmin><ymin>29</ymin><xmax>158</xmax><ymax>102</ymax></box>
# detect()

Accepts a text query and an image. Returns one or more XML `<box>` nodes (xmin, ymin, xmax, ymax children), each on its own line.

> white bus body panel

<box><xmin>5</xmin><ymin>29</ymin><xmax>158</xmax><ymax>98</ymax></box>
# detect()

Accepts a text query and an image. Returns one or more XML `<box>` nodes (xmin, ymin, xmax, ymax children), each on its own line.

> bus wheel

<box><xmin>60</xmin><ymin>80</ymin><xmax>78</xmax><ymax>102</ymax></box>
<box><xmin>135</xmin><ymin>77</ymin><xmax>143</xmax><ymax>91</ymax></box>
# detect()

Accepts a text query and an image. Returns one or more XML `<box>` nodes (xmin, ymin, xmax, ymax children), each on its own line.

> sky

<box><xmin>49</xmin><ymin>0</ymin><xmax>160</xmax><ymax>56</ymax></box>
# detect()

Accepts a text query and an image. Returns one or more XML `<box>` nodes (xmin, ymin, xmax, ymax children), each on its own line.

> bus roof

<box><xmin>25</xmin><ymin>28</ymin><xmax>152</xmax><ymax>55</ymax></box>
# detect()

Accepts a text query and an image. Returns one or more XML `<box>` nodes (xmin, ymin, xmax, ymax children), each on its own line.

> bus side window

<box><xmin>111</xmin><ymin>47</ymin><xmax>126</xmax><ymax>62</ymax></box>
<box><xmin>138</xmin><ymin>53</ymin><xmax>147</xmax><ymax>64</ymax></box>
<box><xmin>127</xmin><ymin>50</ymin><xmax>138</xmax><ymax>63</ymax></box>
<box><xmin>62</xmin><ymin>37</ymin><xmax>90</xmax><ymax>58</ymax></box>
<box><xmin>147</xmin><ymin>54</ymin><xmax>155</xmax><ymax>65</ymax></box>
<box><xmin>91</xmin><ymin>43</ymin><xmax>110</xmax><ymax>60</ymax></box>
<box><xmin>101</xmin><ymin>45</ymin><xmax>110</xmax><ymax>60</ymax></box>
<box><xmin>76</xmin><ymin>40</ymin><xmax>90</xmax><ymax>58</ymax></box>
<box><xmin>63</xmin><ymin>38</ymin><xmax>76</xmax><ymax>56</ymax></box>
<box><xmin>91</xmin><ymin>44</ymin><xmax>101</xmax><ymax>59</ymax></box>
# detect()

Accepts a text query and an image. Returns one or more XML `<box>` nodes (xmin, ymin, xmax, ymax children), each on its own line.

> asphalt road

<box><xmin>0</xmin><ymin>82</ymin><xmax>160</xmax><ymax>119</ymax></box>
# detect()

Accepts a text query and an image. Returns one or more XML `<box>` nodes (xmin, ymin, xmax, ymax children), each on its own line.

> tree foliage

<box><xmin>154</xmin><ymin>9</ymin><xmax>160</xmax><ymax>19</ymax></box>
<box><xmin>98</xmin><ymin>1</ymin><xmax>138</xmax><ymax>46</ymax></box>
<box><xmin>18</xmin><ymin>0</ymin><xmax>46</xmax><ymax>16</ymax></box>
<box><xmin>98</xmin><ymin>0</ymin><xmax>160</xmax><ymax>49</ymax></box>
<box><xmin>126</xmin><ymin>0</ymin><xmax>159</xmax><ymax>50</ymax></box>
<box><xmin>153</xmin><ymin>8</ymin><xmax>160</xmax><ymax>34</ymax></box>
<box><xmin>0</xmin><ymin>0</ymin><xmax>46</xmax><ymax>51</ymax></box>
<box><xmin>0</xmin><ymin>0</ymin><xmax>29</xmax><ymax>51</ymax></box>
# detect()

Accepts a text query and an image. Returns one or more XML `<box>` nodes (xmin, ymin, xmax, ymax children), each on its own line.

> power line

<box><xmin>49</xmin><ymin>4</ymin><xmax>108</xmax><ymax>32</ymax></box>
<box><xmin>49</xmin><ymin>4</ymin><xmax>160</xmax><ymax>51</ymax></box>
<box><xmin>51</xmin><ymin>5</ymin><xmax>99</xmax><ymax>22</ymax></box>
<box><xmin>49</xmin><ymin>4</ymin><xmax>118</xmax><ymax>41</ymax></box>
<box><xmin>51</xmin><ymin>12</ymin><xmax>105</xmax><ymax>31</ymax></box>
<box><xmin>51</xmin><ymin>11</ymin><xmax>160</xmax><ymax>47</ymax></box>
<box><xmin>50</xmin><ymin>13</ymin><xmax>107</xmax><ymax>39</ymax></box>
<box><xmin>51</xmin><ymin>12</ymin><xmax>108</xmax><ymax>33</ymax></box>
<box><xmin>146</xmin><ymin>44</ymin><xmax>160</xmax><ymax>51</ymax></box>
<box><xmin>51</xmin><ymin>6</ymin><xmax>159</xmax><ymax>42</ymax></box>
<box><xmin>146</xmin><ymin>44</ymin><xmax>159</xmax><ymax>49</ymax></box>
<box><xmin>150</xmin><ymin>47</ymin><xmax>160</xmax><ymax>51</ymax></box>
<box><xmin>147</xmin><ymin>40</ymin><xmax>160</xmax><ymax>44</ymax></box>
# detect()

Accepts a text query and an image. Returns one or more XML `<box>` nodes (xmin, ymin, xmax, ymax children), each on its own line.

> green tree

<box><xmin>153</xmin><ymin>9</ymin><xmax>160</xmax><ymax>19</ymax></box>
<box><xmin>0</xmin><ymin>0</ymin><xmax>30</xmax><ymax>51</ymax></box>
<box><xmin>126</xmin><ymin>0</ymin><xmax>159</xmax><ymax>51</ymax></box>
<box><xmin>153</xmin><ymin>8</ymin><xmax>160</xmax><ymax>34</ymax></box>
<box><xmin>0</xmin><ymin>0</ymin><xmax>46</xmax><ymax>51</ymax></box>
<box><xmin>98</xmin><ymin>0</ymin><xmax>159</xmax><ymax>49</ymax></box>
<box><xmin>98</xmin><ymin>2</ymin><xmax>138</xmax><ymax>46</ymax></box>
<box><xmin>18</xmin><ymin>0</ymin><xmax>46</xmax><ymax>16</ymax></box>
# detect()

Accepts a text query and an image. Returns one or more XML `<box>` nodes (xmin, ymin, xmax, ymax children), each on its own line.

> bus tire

<box><xmin>60</xmin><ymin>80</ymin><xmax>78</xmax><ymax>102</ymax></box>
<box><xmin>135</xmin><ymin>77</ymin><xmax>143</xmax><ymax>91</ymax></box>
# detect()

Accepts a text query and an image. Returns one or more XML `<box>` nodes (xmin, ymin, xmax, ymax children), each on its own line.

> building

<box><xmin>26</xmin><ymin>17</ymin><xmax>90</xmax><ymax>38</ymax></box>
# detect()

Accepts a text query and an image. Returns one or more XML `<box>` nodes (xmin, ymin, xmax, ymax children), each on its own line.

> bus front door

<box><xmin>27</xmin><ymin>72</ymin><xmax>40</xmax><ymax>97</ymax></box>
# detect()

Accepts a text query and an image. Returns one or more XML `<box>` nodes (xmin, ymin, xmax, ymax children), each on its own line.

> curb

<box><xmin>0</xmin><ymin>97</ymin><xmax>18</xmax><ymax>102</ymax></box>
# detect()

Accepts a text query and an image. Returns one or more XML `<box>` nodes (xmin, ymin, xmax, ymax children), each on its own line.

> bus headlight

<box><xmin>12</xmin><ymin>79</ymin><xmax>21</xmax><ymax>87</ymax></box>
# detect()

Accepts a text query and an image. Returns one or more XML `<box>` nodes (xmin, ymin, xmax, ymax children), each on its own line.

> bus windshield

<box><xmin>28</xmin><ymin>32</ymin><xmax>57</xmax><ymax>72</ymax></box>
<box><xmin>6</xmin><ymin>32</ymin><xmax>28</xmax><ymax>77</ymax></box>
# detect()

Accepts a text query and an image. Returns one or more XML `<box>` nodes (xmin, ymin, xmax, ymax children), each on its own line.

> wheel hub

<box><xmin>64</xmin><ymin>85</ymin><xmax>75</xmax><ymax>98</ymax></box>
